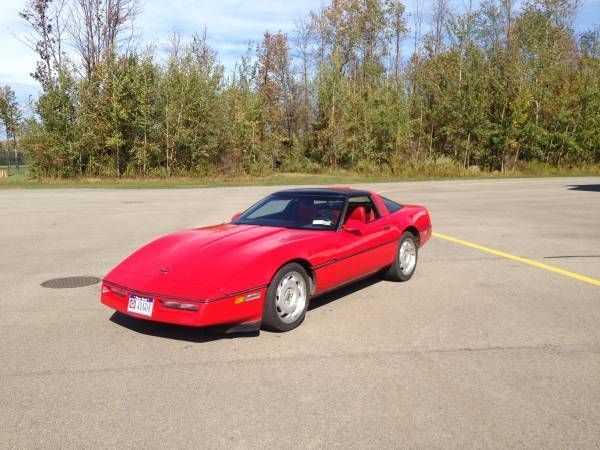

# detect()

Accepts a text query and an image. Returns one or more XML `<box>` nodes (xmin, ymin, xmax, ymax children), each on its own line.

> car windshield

<box><xmin>234</xmin><ymin>194</ymin><xmax>345</xmax><ymax>230</ymax></box>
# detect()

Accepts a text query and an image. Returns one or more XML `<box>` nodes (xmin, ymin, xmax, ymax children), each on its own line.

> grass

<box><xmin>0</xmin><ymin>164</ymin><xmax>599</xmax><ymax>189</ymax></box>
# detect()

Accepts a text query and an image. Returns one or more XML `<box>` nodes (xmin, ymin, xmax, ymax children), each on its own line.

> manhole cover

<box><xmin>41</xmin><ymin>276</ymin><xmax>101</xmax><ymax>289</ymax></box>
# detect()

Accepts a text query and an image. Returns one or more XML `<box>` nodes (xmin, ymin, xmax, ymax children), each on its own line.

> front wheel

<box><xmin>262</xmin><ymin>263</ymin><xmax>310</xmax><ymax>332</ymax></box>
<box><xmin>383</xmin><ymin>232</ymin><xmax>418</xmax><ymax>281</ymax></box>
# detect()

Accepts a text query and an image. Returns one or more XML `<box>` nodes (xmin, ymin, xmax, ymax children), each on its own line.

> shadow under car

<box><xmin>566</xmin><ymin>184</ymin><xmax>600</xmax><ymax>193</ymax></box>
<box><xmin>108</xmin><ymin>274</ymin><xmax>385</xmax><ymax>341</ymax></box>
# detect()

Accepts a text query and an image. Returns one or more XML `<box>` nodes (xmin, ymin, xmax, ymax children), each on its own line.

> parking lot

<box><xmin>1</xmin><ymin>177</ymin><xmax>599</xmax><ymax>448</ymax></box>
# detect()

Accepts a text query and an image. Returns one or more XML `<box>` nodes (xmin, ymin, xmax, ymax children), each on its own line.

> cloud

<box><xmin>0</xmin><ymin>0</ymin><xmax>597</xmax><ymax>105</ymax></box>
<box><xmin>0</xmin><ymin>0</ymin><xmax>326</xmax><ymax>102</ymax></box>
<box><xmin>0</xmin><ymin>1</ymin><xmax>40</xmax><ymax>102</ymax></box>
<box><xmin>138</xmin><ymin>0</ymin><xmax>324</xmax><ymax>68</ymax></box>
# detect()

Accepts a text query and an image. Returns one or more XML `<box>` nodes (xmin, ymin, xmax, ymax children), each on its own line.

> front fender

<box><xmin>220</xmin><ymin>244</ymin><xmax>319</xmax><ymax>295</ymax></box>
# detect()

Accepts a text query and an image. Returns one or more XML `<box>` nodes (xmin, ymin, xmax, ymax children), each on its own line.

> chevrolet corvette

<box><xmin>101</xmin><ymin>187</ymin><xmax>432</xmax><ymax>332</ymax></box>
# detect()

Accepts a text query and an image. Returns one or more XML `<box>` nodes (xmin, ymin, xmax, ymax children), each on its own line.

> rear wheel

<box><xmin>262</xmin><ymin>263</ymin><xmax>310</xmax><ymax>332</ymax></box>
<box><xmin>383</xmin><ymin>231</ymin><xmax>418</xmax><ymax>281</ymax></box>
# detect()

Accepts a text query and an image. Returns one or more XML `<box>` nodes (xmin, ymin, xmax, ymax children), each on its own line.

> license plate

<box><xmin>128</xmin><ymin>294</ymin><xmax>154</xmax><ymax>317</ymax></box>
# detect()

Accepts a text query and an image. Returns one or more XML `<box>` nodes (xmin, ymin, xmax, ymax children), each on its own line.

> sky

<box><xmin>0</xmin><ymin>0</ymin><xmax>599</xmax><ymax>108</ymax></box>
<box><xmin>1</xmin><ymin>0</ymin><xmax>327</xmax><ymax>105</ymax></box>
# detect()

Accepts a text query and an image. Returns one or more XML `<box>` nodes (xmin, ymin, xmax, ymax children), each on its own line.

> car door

<box><xmin>318</xmin><ymin>196</ymin><xmax>397</xmax><ymax>290</ymax></box>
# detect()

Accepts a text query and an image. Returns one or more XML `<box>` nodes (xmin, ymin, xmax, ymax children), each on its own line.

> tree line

<box><xmin>1</xmin><ymin>0</ymin><xmax>598</xmax><ymax>178</ymax></box>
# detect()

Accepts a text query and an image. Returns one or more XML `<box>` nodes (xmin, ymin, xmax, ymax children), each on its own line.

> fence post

<box><xmin>5</xmin><ymin>147</ymin><xmax>10</xmax><ymax>174</ymax></box>
<box><xmin>15</xmin><ymin>143</ymin><xmax>20</xmax><ymax>171</ymax></box>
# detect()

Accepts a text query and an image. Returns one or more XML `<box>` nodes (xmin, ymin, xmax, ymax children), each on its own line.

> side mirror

<box><xmin>343</xmin><ymin>219</ymin><xmax>365</xmax><ymax>235</ymax></box>
<box><xmin>231</xmin><ymin>212</ymin><xmax>242</xmax><ymax>222</ymax></box>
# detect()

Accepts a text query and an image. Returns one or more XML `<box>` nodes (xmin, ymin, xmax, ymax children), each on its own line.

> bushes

<box><xmin>14</xmin><ymin>0</ymin><xmax>600</xmax><ymax>179</ymax></box>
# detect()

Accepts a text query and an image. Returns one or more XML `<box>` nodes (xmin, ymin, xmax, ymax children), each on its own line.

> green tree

<box><xmin>14</xmin><ymin>0</ymin><xmax>600</xmax><ymax>178</ymax></box>
<box><xmin>0</xmin><ymin>86</ymin><xmax>23</xmax><ymax>171</ymax></box>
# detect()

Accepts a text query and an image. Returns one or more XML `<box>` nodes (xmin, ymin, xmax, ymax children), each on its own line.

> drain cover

<box><xmin>41</xmin><ymin>276</ymin><xmax>101</xmax><ymax>289</ymax></box>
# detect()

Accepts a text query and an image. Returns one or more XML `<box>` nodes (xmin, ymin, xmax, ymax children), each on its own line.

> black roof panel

<box><xmin>274</xmin><ymin>187</ymin><xmax>371</xmax><ymax>197</ymax></box>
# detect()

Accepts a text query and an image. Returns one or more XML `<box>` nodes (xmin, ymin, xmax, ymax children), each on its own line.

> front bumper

<box><xmin>101</xmin><ymin>282</ymin><xmax>266</xmax><ymax>327</ymax></box>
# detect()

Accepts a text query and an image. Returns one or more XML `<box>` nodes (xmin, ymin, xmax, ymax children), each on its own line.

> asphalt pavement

<box><xmin>1</xmin><ymin>177</ymin><xmax>599</xmax><ymax>448</ymax></box>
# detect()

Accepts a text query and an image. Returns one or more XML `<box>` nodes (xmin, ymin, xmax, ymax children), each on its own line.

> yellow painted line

<box><xmin>378</xmin><ymin>187</ymin><xmax>410</xmax><ymax>194</ymax></box>
<box><xmin>377</xmin><ymin>186</ymin><xmax>600</xmax><ymax>287</ymax></box>
<box><xmin>432</xmin><ymin>232</ymin><xmax>600</xmax><ymax>287</ymax></box>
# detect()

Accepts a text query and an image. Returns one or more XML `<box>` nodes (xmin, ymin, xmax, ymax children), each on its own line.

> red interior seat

<box><xmin>347</xmin><ymin>206</ymin><xmax>366</xmax><ymax>223</ymax></box>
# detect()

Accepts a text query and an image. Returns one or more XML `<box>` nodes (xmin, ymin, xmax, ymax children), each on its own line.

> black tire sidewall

<box><xmin>387</xmin><ymin>232</ymin><xmax>418</xmax><ymax>282</ymax></box>
<box><xmin>262</xmin><ymin>263</ymin><xmax>310</xmax><ymax>332</ymax></box>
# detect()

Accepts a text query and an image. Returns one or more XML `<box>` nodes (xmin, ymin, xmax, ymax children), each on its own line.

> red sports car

<box><xmin>101</xmin><ymin>187</ymin><xmax>432</xmax><ymax>332</ymax></box>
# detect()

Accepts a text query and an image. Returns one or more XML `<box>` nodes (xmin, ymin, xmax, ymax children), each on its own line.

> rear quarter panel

<box><xmin>390</xmin><ymin>205</ymin><xmax>432</xmax><ymax>246</ymax></box>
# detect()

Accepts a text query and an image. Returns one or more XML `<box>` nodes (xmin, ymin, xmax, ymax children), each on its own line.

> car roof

<box><xmin>274</xmin><ymin>187</ymin><xmax>372</xmax><ymax>198</ymax></box>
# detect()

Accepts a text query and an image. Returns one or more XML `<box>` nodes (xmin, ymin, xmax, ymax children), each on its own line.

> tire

<box><xmin>262</xmin><ymin>263</ymin><xmax>310</xmax><ymax>332</ymax></box>
<box><xmin>383</xmin><ymin>231</ymin><xmax>419</xmax><ymax>282</ymax></box>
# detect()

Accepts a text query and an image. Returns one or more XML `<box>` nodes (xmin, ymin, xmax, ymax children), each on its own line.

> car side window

<box><xmin>344</xmin><ymin>195</ymin><xmax>380</xmax><ymax>224</ymax></box>
<box><xmin>381</xmin><ymin>196</ymin><xmax>403</xmax><ymax>214</ymax></box>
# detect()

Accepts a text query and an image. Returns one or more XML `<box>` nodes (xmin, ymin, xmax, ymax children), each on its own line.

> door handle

<box><xmin>383</xmin><ymin>225</ymin><xmax>391</xmax><ymax>231</ymax></box>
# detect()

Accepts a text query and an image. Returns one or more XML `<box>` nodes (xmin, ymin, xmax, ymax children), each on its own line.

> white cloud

<box><xmin>0</xmin><ymin>0</ymin><xmax>597</xmax><ymax>105</ymax></box>
<box><xmin>0</xmin><ymin>0</ymin><xmax>326</xmax><ymax>102</ymax></box>
<box><xmin>0</xmin><ymin>1</ymin><xmax>40</xmax><ymax>102</ymax></box>
<box><xmin>138</xmin><ymin>0</ymin><xmax>324</xmax><ymax>68</ymax></box>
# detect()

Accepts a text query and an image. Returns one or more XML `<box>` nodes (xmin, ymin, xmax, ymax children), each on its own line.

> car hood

<box><xmin>104</xmin><ymin>224</ymin><xmax>318</xmax><ymax>299</ymax></box>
